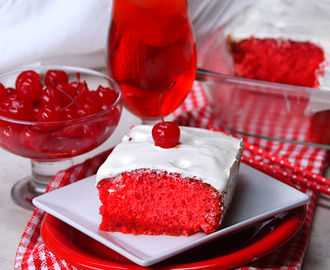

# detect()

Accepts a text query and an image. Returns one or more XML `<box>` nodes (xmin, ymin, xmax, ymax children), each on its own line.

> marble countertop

<box><xmin>1</xmin><ymin>108</ymin><xmax>330</xmax><ymax>270</ymax></box>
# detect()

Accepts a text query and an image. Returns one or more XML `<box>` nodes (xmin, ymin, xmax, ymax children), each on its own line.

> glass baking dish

<box><xmin>196</xmin><ymin>69</ymin><xmax>330</xmax><ymax>149</ymax></box>
<box><xmin>192</xmin><ymin>0</ymin><xmax>330</xmax><ymax>149</ymax></box>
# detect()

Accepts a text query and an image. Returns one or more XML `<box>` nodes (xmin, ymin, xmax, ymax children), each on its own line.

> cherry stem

<box><xmin>29</xmin><ymin>126</ymin><xmax>58</xmax><ymax>142</ymax></box>
<box><xmin>158</xmin><ymin>81</ymin><xmax>176</xmax><ymax>123</ymax></box>
<box><xmin>58</xmin><ymin>73</ymin><xmax>82</xmax><ymax>111</ymax></box>
<box><xmin>48</xmin><ymin>79</ymin><xmax>78</xmax><ymax>111</ymax></box>
<box><xmin>72</xmin><ymin>76</ymin><xmax>82</xmax><ymax>100</ymax></box>
<box><xmin>55</xmin><ymin>85</ymin><xmax>78</xmax><ymax>106</ymax></box>
<box><xmin>29</xmin><ymin>125</ymin><xmax>79</xmax><ymax>142</ymax></box>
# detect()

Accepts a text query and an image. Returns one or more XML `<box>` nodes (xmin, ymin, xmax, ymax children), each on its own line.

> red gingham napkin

<box><xmin>15</xmin><ymin>82</ymin><xmax>329</xmax><ymax>270</ymax></box>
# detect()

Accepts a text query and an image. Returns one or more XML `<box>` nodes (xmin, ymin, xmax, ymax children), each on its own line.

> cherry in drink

<box><xmin>106</xmin><ymin>0</ymin><xmax>196</xmax><ymax>122</ymax></box>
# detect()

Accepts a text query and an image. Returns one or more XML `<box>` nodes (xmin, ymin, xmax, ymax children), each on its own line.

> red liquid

<box><xmin>106</xmin><ymin>0</ymin><xmax>196</xmax><ymax>121</ymax></box>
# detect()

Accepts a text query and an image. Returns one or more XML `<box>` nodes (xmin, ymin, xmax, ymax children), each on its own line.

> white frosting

<box><xmin>224</xmin><ymin>0</ymin><xmax>330</xmax><ymax>90</ymax></box>
<box><xmin>96</xmin><ymin>125</ymin><xmax>243</xmax><ymax>192</ymax></box>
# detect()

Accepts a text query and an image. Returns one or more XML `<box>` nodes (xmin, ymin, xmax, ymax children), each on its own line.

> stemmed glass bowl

<box><xmin>0</xmin><ymin>66</ymin><xmax>122</xmax><ymax>210</ymax></box>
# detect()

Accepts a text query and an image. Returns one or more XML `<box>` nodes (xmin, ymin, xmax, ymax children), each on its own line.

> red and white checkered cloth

<box><xmin>15</xmin><ymin>81</ymin><xmax>329</xmax><ymax>270</ymax></box>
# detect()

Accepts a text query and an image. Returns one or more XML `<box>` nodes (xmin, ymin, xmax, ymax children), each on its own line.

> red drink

<box><xmin>106</xmin><ymin>0</ymin><xmax>197</xmax><ymax>121</ymax></box>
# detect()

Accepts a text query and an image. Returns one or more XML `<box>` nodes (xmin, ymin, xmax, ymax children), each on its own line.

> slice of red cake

<box><xmin>96</xmin><ymin>125</ymin><xmax>243</xmax><ymax>236</ymax></box>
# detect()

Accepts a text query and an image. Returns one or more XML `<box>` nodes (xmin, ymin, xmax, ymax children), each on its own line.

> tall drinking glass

<box><xmin>106</xmin><ymin>0</ymin><xmax>197</xmax><ymax>123</ymax></box>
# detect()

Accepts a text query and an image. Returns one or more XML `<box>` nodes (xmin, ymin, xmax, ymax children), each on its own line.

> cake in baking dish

<box><xmin>221</xmin><ymin>0</ymin><xmax>330</xmax><ymax>145</ymax></box>
<box><xmin>96</xmin><ymin>125</ymin><xmax>243</xmax><ymax>236</ymax></box>
<box><xmin>224</xmin><ymin>0</ymin><xmax>330</xmax><ymax>89</ymax></box>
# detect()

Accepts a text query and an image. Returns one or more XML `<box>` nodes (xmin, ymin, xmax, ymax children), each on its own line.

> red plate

<box><xmin>41</xmin><ymin>205</ymin><xmax>305</xmax><ymax>270</ymax></box>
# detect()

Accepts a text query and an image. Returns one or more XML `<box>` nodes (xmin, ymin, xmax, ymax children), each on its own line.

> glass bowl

<box><xmin>0</xmin><ymin>66</ymin><xmax>122</xmax><ymax>209</ymax></box>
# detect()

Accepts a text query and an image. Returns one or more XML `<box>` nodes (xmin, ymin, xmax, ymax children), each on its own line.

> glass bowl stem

<box><xmin>11</xmin><ymin>159</ymin><xmax>73</xmax><ymax>210</ymax></box>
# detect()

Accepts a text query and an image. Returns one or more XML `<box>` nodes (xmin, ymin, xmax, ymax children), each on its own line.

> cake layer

<box><xmin>230</xmin><ymin>38</ymin><xmax>324</xmax><ymax>88</ymax></box>
<box><xmin>98</xmin><ymin>169</ymin><xmax>223</xmax><ymax>236</ymax></box>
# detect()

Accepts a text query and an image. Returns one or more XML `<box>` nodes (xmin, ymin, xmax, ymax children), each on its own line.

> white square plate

<box><xmin>33</xmin><ymin>163</ymin><xmax>309</xmax><ymax>267</ymax></box>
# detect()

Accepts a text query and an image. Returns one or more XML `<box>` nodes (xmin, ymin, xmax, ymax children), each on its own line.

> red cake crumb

<box><xmin>97</xmin><ymin>169</ymin><xmax>223</xmax><ymax>236</ymax></box>
<box><xmin>230</xmin><ymin>38</ymin><xmax>325</xmax><ymax>88</ymax></box>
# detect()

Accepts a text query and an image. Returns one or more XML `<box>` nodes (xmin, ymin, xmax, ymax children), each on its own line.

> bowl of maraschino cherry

<box><xmin>0</xmin><ymin>66</ymin><xmax>122</xmax><ymax>210</ymax></box>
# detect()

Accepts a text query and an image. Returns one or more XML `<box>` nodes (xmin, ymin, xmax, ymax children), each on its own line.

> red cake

<box><xmin>223</xmin><ymin>0</ymin><xmax>330</xmax><ymax>89</ymax></box>
<box><xmin>230</xmin><ymin>38</ymin><xmax>325</xmax><ymax>88</ymax></box>
<box><xmin>96</xmin><ymin>125</ymin><xmax>243</xmax><ymax>236</ymax></box>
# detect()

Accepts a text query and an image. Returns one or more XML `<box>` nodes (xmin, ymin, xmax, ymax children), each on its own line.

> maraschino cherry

<box><xmin>152</xmin><ymin>121</ymin><xmax>180</xmax><ymax>148</ymax></box>
<box><xmin>15</xmin><ymin>70</ymin><xmax>41</xmax><ymax>89</ymax></box>
<box><xmin>16</xmin><ymin>75</ymin><xmax>43</xmax><ymax>104</ymax></box>
<box><xmin>0</xmin><ymin>83</ymin><xmax>7</xmax><ymax>101</ymax></box>
<box><xmin>152</xmin><ymin>85</ymin><xmax>180</xmax><ymax>149</ymax></box>
<box><xmin>44</xmin><ymin>69</ymin><xmax>69</xmax><ymax>86</ymax></box>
